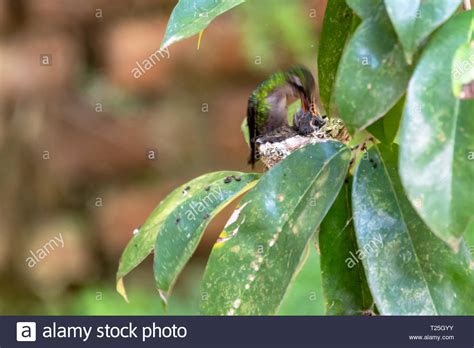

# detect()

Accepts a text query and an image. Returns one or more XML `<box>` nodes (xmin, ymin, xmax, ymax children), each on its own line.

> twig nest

<box><xmin>258</xmin><ymin>118</ymin><xmax>350</xmax><ymax>169</ymax></box>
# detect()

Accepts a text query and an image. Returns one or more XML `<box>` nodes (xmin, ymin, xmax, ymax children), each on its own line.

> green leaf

<box><xmin>452</xmin><ymin>40</ymin><xmax>474</xmax><ymax>98</ymax></box>
<box><xmin>200</xmin><ymin>141</ymin><xmax>351</xmax><ymax>315</ymax></box>
<box><xmin>116</xmin><ymin>171</ymin><xmax>259</xmax><ymax>301</ymax></box>
<box><xmin>335</xmin><ymin>3</ymin><xmax>411</xmax><ymax>133</ymax></box>
<box><xmin>346</xmin><ymin>0</ymin><xmax>383</xmax><ymax>19</ymax></box>
<box><xmin>318</xmin><ymin>0</ymin><xmax>353</xmax><ymax>117</ymax></box>
<box><xmin>384</xmin><ymin>0</ymin><xmax>461</xmax><ymax>64</ymax></box>
<box><xmin>367</xmin><ymin>95</ymin><xmax>405</xmax><ymax>144</ymax></box>
<box><xmin>161</xmin><ymin>0</ymin><xmax>245</xmax><ymax>49</ymax></box>
<box><xmin>240</xmin><ymin>117</ymin><xmax>250</xmax><ymax>146</ymax></box>
<box><xmin>277</xmin><ymin>245</ymin><xmax>324</xmax><ymax>315</ymax></box>
<box><xmin>319</xmin><ymin>178</ymin><xmax>373</xmax><ymax>315</ymax></box>
<box><xmin>399</xmin><ymin>11</ymin><xmax>474</xmax><ymax>250</ymax></box>
<box><xmin>154</xmin><ymin>172</ymin><xmax>259</xmax><ymax>303</ymax></box>
<box><xmin>117</xmin><ymin>181</ymin><xmax>192</xmax><ymax>301</ymax></box>
<box><xmin>353</xmin><ymin>144</ymin><xmax>474</xmax><ymax>315</ymax></box>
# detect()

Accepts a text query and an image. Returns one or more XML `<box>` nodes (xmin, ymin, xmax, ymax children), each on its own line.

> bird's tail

<box><xmin>247</xmin><ymin>99</ymin><xmax>257</xmax><ymax>168</ymax></box>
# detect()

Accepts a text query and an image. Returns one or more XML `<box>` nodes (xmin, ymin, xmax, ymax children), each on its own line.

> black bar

<box><xmin>1</xmin><ymin>316</ymin><xmax>473</xmax><ymax>347</ymax></box>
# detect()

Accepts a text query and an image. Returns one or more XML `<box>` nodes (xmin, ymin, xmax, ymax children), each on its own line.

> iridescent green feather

<box><xmin>250</xmin><ymin>71</ymin><xmax>287</xmax><ymax>130</ymax></box>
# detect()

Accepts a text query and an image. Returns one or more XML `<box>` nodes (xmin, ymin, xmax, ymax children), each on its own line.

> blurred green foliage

<box><xmin>238</xmin><ymin>0</ymin><xmax>317</xmax><ymax>70</ymax></box>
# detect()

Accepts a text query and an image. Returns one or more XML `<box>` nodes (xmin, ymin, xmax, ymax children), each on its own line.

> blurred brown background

<box><xmin>0</xmin><ymin>0</ymin><xmax>327</xmax><ymax>315</ymax></box>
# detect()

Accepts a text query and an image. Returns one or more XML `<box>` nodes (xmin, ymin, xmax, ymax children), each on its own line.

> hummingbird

<box><xmin>247</xmin><ymin>66</ymin><xmax>326</xmax><ymax>167</ymax></box>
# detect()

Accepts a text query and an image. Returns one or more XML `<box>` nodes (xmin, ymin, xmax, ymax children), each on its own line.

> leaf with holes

<box><xmin>200</xmin><ymin>141</ymin><xmax>351</xmax><ymax>315</ymax></box>
<box><xmin>335</xmin><ymin>2</ymin><xmax>411</xmax><ymax>133</ymax></box>
<box><xmin>116</xmin><ymin>171</ymin><xmax>259</xmax><ymax>302</ymax></box>
<box><xmin>399</xmin><ymin>11</ymin><xmax>474</xmax><ymax>250</ymax></box>
<box><xmin>353</xmin><ymin>144</ymin><xmax>474</xmax><ymax>315</ymax></box>
<box><xmin>384</xmin><ymin>0</ymin><xmax>461</xmax><ymax>64</ymax></box>
<box><xmin>161</xmin><ymin>0</ymin><xmax>244</xmax><ymax>49</ymax></box>
<box><xmin>320</xmin><ymin>178</ymin><xmax>373</xmax><ymax>315</ymax></box>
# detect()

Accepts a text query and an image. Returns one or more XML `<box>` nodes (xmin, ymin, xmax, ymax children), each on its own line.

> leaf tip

<box><xmin>116</xmin><ymin>277</ymin><xmax>129</xmax><ymax>303</ymax></box>
<box><xmin>159</xmin><ymin>42</ymin><xmax>169</xmax><ymax>51</ymax></box>
<box><xmin>160</xmin><ymin>35</ymin><xmax>174</xmax><ymax>51</ymax></box>
<box><xmin>403</xmin><ymin>50</ymin><xmax>413</xmax><ymax>65</ymax></box>
<box><xmin>158</xmin><ymin>288</ymin><xmax>169</xmax><ymax>309</ymax></box>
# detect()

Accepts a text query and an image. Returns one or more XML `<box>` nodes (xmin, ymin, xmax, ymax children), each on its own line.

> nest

<box><xmin>258</xmin><ymin>118</ymin><xmax>350</xmax><ymax>169</ymax></box>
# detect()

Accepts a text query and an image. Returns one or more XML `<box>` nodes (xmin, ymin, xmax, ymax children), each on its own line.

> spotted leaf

<box><xmin>353</xmin><ymin>144</ymin><xmax>474</xmax><ymax>315</ymax></box>
<box><xmin>200</xmin><ymin>141</ymin><xmax>351</xmax><ymax>315</ymax></box>
<box><xmin>399</xmin><ymin>11</ymin><xmax>474</xmax><ymax>250</ymax></box>
<box><xmin>117</xmin><ymin>171</ymin><xmax>259</xmax><ymax>302</ymax></box>
<box><xmin>335</xmin><ymin>2</ymin><xmax>411</xmax><ymax>133</ymax></box>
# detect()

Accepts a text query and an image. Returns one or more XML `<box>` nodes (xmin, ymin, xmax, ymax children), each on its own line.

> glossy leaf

<box><xmin>161</xmin><ymin>0</ymin><xmax>244</xmax><ymax>49</ymax></box>
<box><xmin>116</xmin><ymin>171</ymin><xmax>259</xmax><ymax>301</ymax></box>
<box><xmin>346</xmin><ymin>0</ymin><xmax>383</xmax><ymax>19</ymax></box>
<box><xmin>318</xmin><ymin>0</ymin><xmax>353</xmax><ymax>117</ymax></box>
<box><xmin>154</xmin><ymin>172</ymin><xmax>259</xmax><ymax>302</ymax></box>
<box><xmin>335</xmin><ymin>3</ymin><xmax>411</xmax><ymax>133</ymax></box>
<box><xmin>384</xmin><ymin>0</ymin><xmax>461</xmax><ymax>64</ymax></box>
<box><xmin>399</xmin><ymin>11</ymin><xmax>474</xmax><ymax>250</ymax></box>
<box><xmin>200</xmin><ymin>141</ymin><xmax>351</xmax><ymax>315</ymax></box>
<box><xmin>353</xmin><ymin>144</ymin><xmax>474</xmax><ymax>315</ymax></box>
<box><xmin>319</xmin><ymin>179</ymin><xmax>373</xmax><ymax>315</ymax></box>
